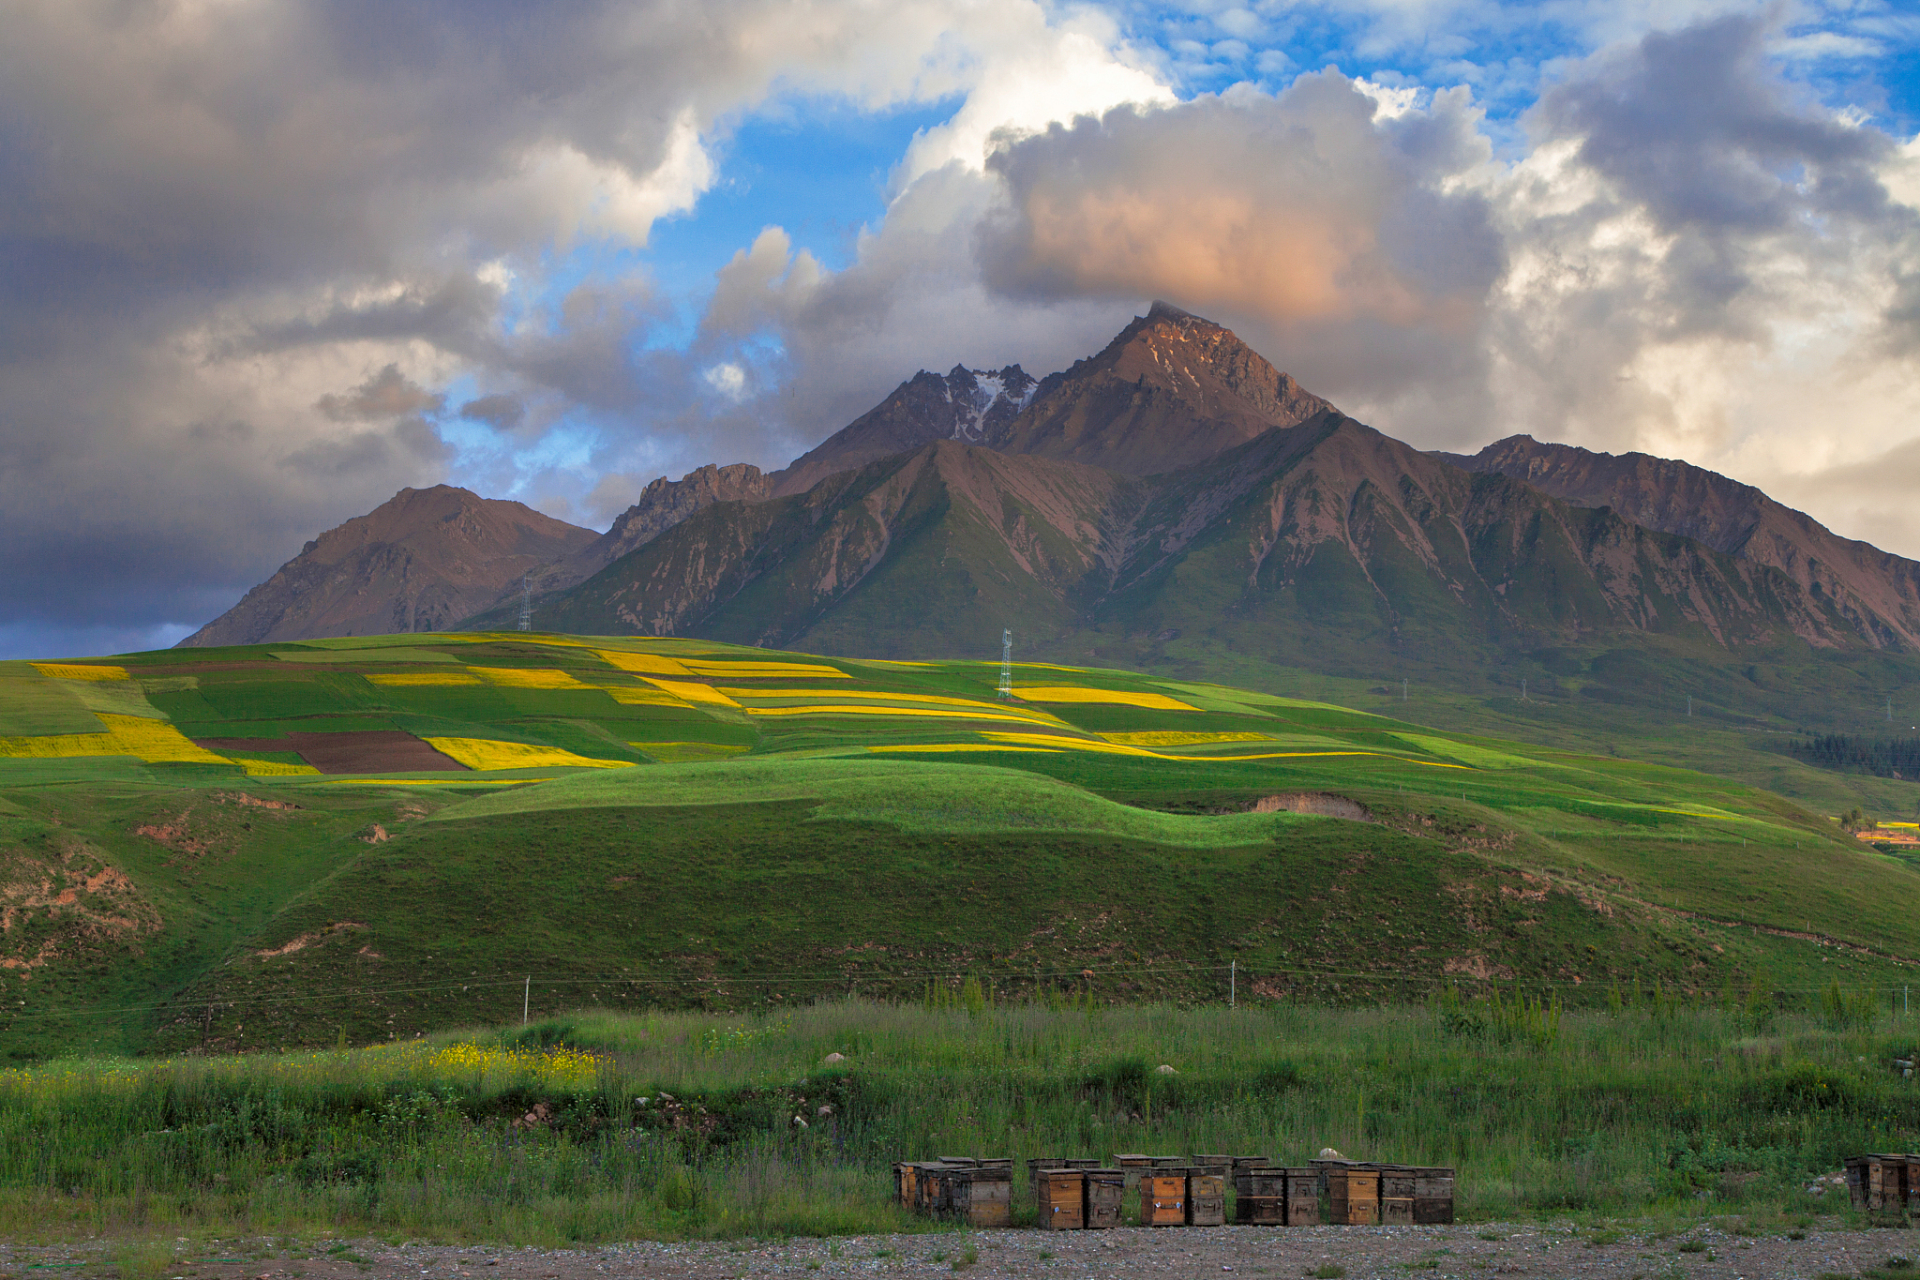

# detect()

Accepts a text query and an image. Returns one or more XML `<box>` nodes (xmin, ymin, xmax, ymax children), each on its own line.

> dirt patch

<box><xmin>255</xmin><ymin>921</ymin><xmax>366</xmax><ymax>959</ymax></box>
<box><xmin>194</xmin><ymin>730</ymin><xmax>468</xmax><ymax>774</ymax></box>
<box><xmin>0</xmin><ymin>840</ymin><xmax>160</xmax><ymax>968</ymax></box>
<box><xmin>1251</xmin><ymin>791</ymin><xmax>1372</xmax><ymax>821</ymax></box>
<box><xmin>135</xmin><ymin>807</ymin><xmax>227</xmax><ymax>858</ymax></box>
<box><xmin>1444</xmin><ymin>954</ymin><xmax>1517</xmax><ymax>980</ymax></box>
<box><xmin>214</xmin><ymin>792</ymin><xmax>302</xmax><ymax>812</ymax></box>
<box><xmin>361</xmin><ymin>824</ymin><xmax>390</xmax><ymax>843</ymax></box>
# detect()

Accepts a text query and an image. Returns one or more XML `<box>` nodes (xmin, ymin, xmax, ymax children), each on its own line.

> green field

<box><xmin>0</xmin><ymin>632</ymin><xmax>1916</xmax><ymax>1059</ymax></box>
<box><xmin>0</xmin><ymin>1000</ymin><xmax>1915</xmax><ymax>1245</ymax></box>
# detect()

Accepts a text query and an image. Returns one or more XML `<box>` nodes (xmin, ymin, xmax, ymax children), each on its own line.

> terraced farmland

<box><xmin>0</xmin><ymin>632</ymin><xmax>1915</xmax><ymax>1057</ymax></box>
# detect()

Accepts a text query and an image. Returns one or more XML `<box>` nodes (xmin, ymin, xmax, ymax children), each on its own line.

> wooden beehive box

<box><xmin>1327</xmin><ymin>1165</ymin><xmax>1380</xmax><ymax>1225</ymax></box>
<box><xmin>1413</xmin><ymin>1167</ymin><xmax>1456</xmax><ymax>1224</ymax></box>
<box><xmin>1027</xmin><ymin>1158</ymin><xmax>1068</xmax><ymax>1205</ymax></box>
<box><xmin>1036</xmin><ymin>1168</ymin><xmax>1086</xmax><ymax>1230</ymax></box>
<box><xmin>952</xmin><ymin>1165</ymin><xmax>1013</xmax><ymax>1228</ymax></box>
<box><xmin>1848</xmin><ymin>1154</ymin><xmax>1908</xmax><ymax>1213</ymax></box>
<box><xmin>1086</xmin><ymin>1169</ymin><xmax>1125</xmax><ymax>1230</ymax></box>
<box><xmin>1193</xmin><ymin>1154</ymin><xmax>1233</xmax><ymax>1177</ymax></box>
<box><xmin>1286</xmin><ymin>1168</ymin><xmax>1323</xmax><ymax>1226</ymax></box>
<box><xmin>1379</xmin><ymin>1165</ymin><xmax>1416</xmax><ymax>1224</ymax></box>
<box><xmin>1187</xmin><ymin>1170</ymin><xmax>1226</xmax><ymax>1227</ymax></box>
<box><xmin>1141</xmin><ymin>1171</ymin><xmax>1188</xmax><ymax>1227</ymax></box>
<box><xmin>1233</xmin><ymin>1166</ymin><xmax>1287</xmax><ymax>1225</ymax></box>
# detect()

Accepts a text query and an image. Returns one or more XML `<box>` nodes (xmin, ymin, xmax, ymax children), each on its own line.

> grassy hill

<box><xmin>1</xmin><ymin>632</ymin><xmax>1916</xmax><ymax>1059</ymax></box>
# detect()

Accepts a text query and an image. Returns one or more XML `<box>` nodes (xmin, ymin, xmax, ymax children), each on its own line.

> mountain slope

<box><xmin>180</xmin><ymin>486</ymin><xmax>596</xmax><ymax>646</ymax></box>
<box><xmin>1446</xmin><ymin>435</ymin><xmax>1920</xmax><ymax>650</ymax></box>
<box><xmin>772</xmin><ymin>365</ymin><xmax>1036</xmax><ymax>497</ymax></box>
<box><xmin>499</xmin><ymin>414</ymin><xmax>1872</xmax><ymax>672</ymax></box>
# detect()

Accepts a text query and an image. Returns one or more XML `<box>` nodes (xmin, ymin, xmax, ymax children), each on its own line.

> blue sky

<box><xmin>2</xmin><ymin>0</ymin><xmax>1918</xmax><ymax>657</ymax></box>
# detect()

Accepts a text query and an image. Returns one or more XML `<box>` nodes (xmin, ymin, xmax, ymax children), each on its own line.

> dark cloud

<box><xmin>460</xmin><ymin>394</ymin><xmax>526</xmax><ymax>431</ymax></box>
<box><xmin>316</xmin><ymin>366</ymin><xmax>444</xmax><ymax>422</ymax></box>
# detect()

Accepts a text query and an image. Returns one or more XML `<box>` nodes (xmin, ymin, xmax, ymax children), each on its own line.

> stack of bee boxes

<box><xmin>893</xmin><ymin>1157</ymin><xmax>1013</xmax><ymax>1227</ymax></box>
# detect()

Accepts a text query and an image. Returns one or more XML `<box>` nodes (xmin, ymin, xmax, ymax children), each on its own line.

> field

<box><xmin>0</xmin><ymin>633</ymin><xmax>1918</xmax><ymax>1059</ymax></box>
<box><xmin>0</xmin><ymin>1000</ymin><xmax>1915</xmax><ymax>1247</ymax></box>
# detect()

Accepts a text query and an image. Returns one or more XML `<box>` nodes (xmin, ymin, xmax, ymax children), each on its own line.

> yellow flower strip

<box><xmin>0</xmin><ymin>713</ymin><xmax>228</xmax><ymax>764</ymax></box>
<box><xmin>1100</xmin><ymin>731</ymin><xmax>1273</xmax><ymax>746</ymax></box>
<box><xmin>224</xmin><ymin>756</ymin><xmax>322</xmax><ymax>777</ymax></box>
<box><xmin>1015</xmin><ymin>686</ymin><xmax>1199</xmax><ymax>710</ymax></box>
<box><xmin>316</xmin><ymin>778</ymin><xmax>549</xmax><ymax>786</ymax></box>
<box><xmin>595</xmin><ymin>649</ymin><xmax>694</xmax><ymax>676</ymax></box>
<box><xmin>641</xmin><ymin>678</ymin><xmax>741</xmax><ymax>707</ymax></box>
<box><xmin>743</xmin><ymin>705</ymin><xmax>1062</xmax><ymax>725</ymax></box>
<box><xmin>31</xmin><ymin>663</ymin><xmax>129</xmax><ymax>682</ymax></box>
<box><xmin>469</xmin><ymin>667</ymin><xmax>590</xmax><ymax>690</ymax></box>
<box><xmin>716</xmin><ymin>688</ymin><xmax>1069</xmax><ymax>723</ymax></box>
<box><xmin>423</xmin><ymin>738</ymin><xmax>635</xmax><ymax>771</ymax></box>
<box><xmin>980</xmin><ymin>731</ymin><xmax>1475</xmax><ymax>768</ymax></box>
<box><xmin>867</xmin><ymin>744</ymin><xmax>1063</xmax><ymax>754</ymax></box>
<box><xmin>367</xmin><ymin>672</ymin><xmax>484</xmax><ymax>687</ymax></box>
<box><xmin>679</xmin><ymin>660</ymin><xmax>849</xmax><ymax>678</ymax></box>
<box><xmin>597</xmin><ymin>686</ymin><xmax>693</xmax><ymax>707</ymax></box>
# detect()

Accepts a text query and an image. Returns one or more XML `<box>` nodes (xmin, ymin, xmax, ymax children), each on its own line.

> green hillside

<box><xmin>0</xmin><ymin>633</ymin><xmax>1915</xmax><ymax>1059</ymax></box>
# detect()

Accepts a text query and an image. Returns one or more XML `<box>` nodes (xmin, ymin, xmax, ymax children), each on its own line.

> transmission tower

<box><xmin>997</xmin><ymin>629</ymin><xmax>1013</xmax><ymax>700</ymax></box>
<box><xmin>517</xmin><ymin>574</ymin><xmax>533</xmax><ymax>632</ymax></box>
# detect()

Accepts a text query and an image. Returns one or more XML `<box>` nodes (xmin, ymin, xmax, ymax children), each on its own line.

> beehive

<box><xmin>1193</xmin><ymin>1154</ymin><xmax>1234</xmax><ymax>1177</ymax></box>
<box><xmin>1027</xmin><ymin>1158</ymin><xmax>1068</xmax><ymax>1206</ymax></box>
<box><xmin>1086</xmin><ymin>1170</ymin><xmax>1125</xmax><ymax>1229</ymax></box>
<box><xmin>913</xmin><ymin>1163</ymin><xmax>952</xmax><ymax>1216</ymax></box>
<box><xmin>1285</xmin><ymin>1168</ymin><xmax>1322</xmax><ymax>1226</ymax></box>
<box><xmin>1413</xmin><ymin>1167</ymin><xmax>1456</xmax><ymax>1224</ymax></box>
<box><xmin>1379</xmin><ymin>1165</ymin><xmax>1416</xmax><ymax>1225</ymax></box>
<box><xmin>1142</xmin><ymin>1171</ymin><xmax>1188</xmax><ymax>1226</ymax></box>
<box><xmin>950</xmin><ymin>1165</ymin><xmax>1013</xmax><ymax>1228</ymax></box>
<box><xmin>1847</xmin><ymin>1155</ymin><xmax>1908</xmax><ymax>1213</ymax></box>
<box><xmin>1187</xmin><ymin>1170</ymin><xmax>1226</xmax><ymax>1227</ymax></box>
<box><xmin>1327</xmin><ymin>1165</ymin><xmax>1380</xmax><ymax>1225</ymax></box>
<box><xmin>1232</xmin><ymin>1166</ymin><xmax>1287</xmax><ymax>1225</ymax></box>
<box><xmin>1036</xmin><ymin>1168</ymin><xmax>1086</xmax><ymax>1231</ymax></box>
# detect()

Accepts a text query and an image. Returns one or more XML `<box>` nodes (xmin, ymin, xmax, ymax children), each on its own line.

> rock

<box><xmin>816</xmin><ymin>1104</ymin><xmax>834</xmax><ymax>1117</ymax></box>
<box><xmin>1155</xmin><ymin>1064</ymin><xmax>1177</xmax><ymax>1074</ymax></box>
<box><xmin>824</xmin><ymin>1052</ymin><xmax>846</xmax><ymax>1063</ymax></box>
<box><xmin>1319</xmin><ymin>1147</ymin><xmax>1345</xmax><ymax>1160</ymax></box>
<box><xmin>792</xmin><ymin>1115</ymin><xmax>809</xmax><ymax>1128</ymax></box>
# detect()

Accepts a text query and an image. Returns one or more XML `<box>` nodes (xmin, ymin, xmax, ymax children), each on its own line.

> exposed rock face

<box><xmin>515</xmin><ymin>412</ymin><xmax>1868</xmax><ymax>664</ymax></box>
<box><xmin>178</xmin><ymin>486</ymin><xmax>596</xmax><ymax>646</ymax></box>
<box><xmin>991</xmin><ymin>300</ymin><xmax>1334</xmax><ymax>476</ymax></box>
<box><xmin>520</xmin><ymin>463</ymin><xmax>777</xmax><ymax>600</ymax></box>
<box><xmin>1447</xmin><ymin>436</ymin><xmax>1920</xmax><ymax>649</ymax></box>
<box><xmin>772</xmin><ymin>365</ymin><xmax>1037</xmax><ymax>497</ymax></box>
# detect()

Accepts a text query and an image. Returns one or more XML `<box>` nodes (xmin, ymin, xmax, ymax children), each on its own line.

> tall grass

<box><xmin>2</xmin><ymin>997</ymin><xmax>1916</xmax><ymax>1244</ymax></box>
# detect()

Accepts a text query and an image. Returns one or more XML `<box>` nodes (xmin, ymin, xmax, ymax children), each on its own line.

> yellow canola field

<box><xmin>367</xmin><ymin>672</ymin><xmax>483</xmax><ymax>687</ymax></box>
<box><xmin>1015</xmin><ymin>686</ymin><xmax>1198</xmax><ymax>710</ymax></box>
<box><xmin>224</xmin><ymin>755</ymin><xmax>322</xmax><ymax>777</ymax></box>
<box><xmin>979</xmin><ymin>730</ymin><xmax>1473</xmax><ymax>768</ymax></box>
<box><xmin>681</xmin><ymin>660</ymin><xmax>848</xmax><ymax>679</ymax></box>
<box><xmin>744</xmin><ymin>705</ymin><xmax>1059</xmax><ymax>725</ymax></box>
<box><xmin>595</xmin><ymin>649</ymin><xmax>694</xmax><ymax>676</ymax></box>
<box><xmin>641</xmin><ymin>678</ymin><xmax>742</xmax><ymax>708</ymax></box>
<box><xmin>31</xmin><ymin>663</ymin><xmax>129</xmax><ymax>682</ymax></box>
<box><xmin>423</xmin><ymin>738</ymin><xmax>635</xmax><ymax>771</ymax></box>
<box><xmin>597</xmin><ymin>685</ymin><xmax>694</xmax><ymax>707</ymax></box>
<box><xmin>1101</xmin><ymin>731</ymin><xmax>1273</xmax><ymax>746</ymax></box>
<box><xmin>468</xmin><ymin>667</ymin><xmax>590</xmax><ymax>690</ymax></box>
<box><xmin>0</xmin><ymin>713</ymin><xmax>227</xmax><ymax>764</ymax></box>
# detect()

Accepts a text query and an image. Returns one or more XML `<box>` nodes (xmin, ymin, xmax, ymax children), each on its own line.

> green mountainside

<box><xmin>1</xmin><ymin>634</ymin><xmax>1914</xmax><ymax>1059</ymax></box>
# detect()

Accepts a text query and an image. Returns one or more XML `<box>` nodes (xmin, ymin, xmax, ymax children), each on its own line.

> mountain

<box><xmin>493</xmin><ymin>411</ymin><xmax>1871</xmax><ymax>671</ymax></box>
<box><xmin>771</xmin><ymin>364</ymin><xmax>1037</xmax><ymax>497</ymax></box>
<box><xmin>179</xmin><ymin>486</ymin><xmax>596</xmax><ymax>647</ymax></box>
<box><xmin>1447</xmin><ymin>436</ymin><xmax>1920</xmax><ymax>650</ymax></box>
<box><xmin>992</xmin><ymin>300</ymin><xmax>1334</xmax><ymax>475</ymax></box>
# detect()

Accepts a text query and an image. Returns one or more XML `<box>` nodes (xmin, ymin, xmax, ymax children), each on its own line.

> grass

<box><xmin>5</xmin><ymin>632</ymin><xmax>1920</xmax><ymax>1059</ymax></box>
<box><xmin>1</xmin><ymin>997</ymin><xmax>1910</xmax><ymax>1244</ymax></box>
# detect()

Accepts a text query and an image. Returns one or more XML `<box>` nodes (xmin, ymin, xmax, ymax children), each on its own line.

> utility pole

<box><xmin>1687</xmin><ymin>695</ymin><xmax>1692</xmax><ymax>718</ymax></box>
<box><xmin>1402</xmin><ymin>678</ymin><xmax>1408</xmax><ymax>702</ymax></box>
<box><xmin>1230</xmin><ymin>960</ymin><xmax>1236</xmax><ymax>1009</ymax></box>
<box><xmin>523</xmin><ymin>976</ymin><xmax>530</xmax><ymax>1025</ymax></box>
<box><xmin>998</xmin><ymin>630</ymin><xmax>1013</xmax><ymax>700</ymax></box>
<box><xmin>1521</xmin><ymin>678</ymin><xmax>1527</xmax><ymax>702</ymax></box>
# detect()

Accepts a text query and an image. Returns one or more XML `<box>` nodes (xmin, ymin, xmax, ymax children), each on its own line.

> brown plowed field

<box><xmin>193</xmin><ymin>729</ymin><xmax>468</xmax><ymax>773</ymax></box>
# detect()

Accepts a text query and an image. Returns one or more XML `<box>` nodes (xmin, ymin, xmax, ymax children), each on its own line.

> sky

<box><xmin>2</xmin><ymin>0</ymin><xmax>1918</xmax><ymax>659</ymax></box>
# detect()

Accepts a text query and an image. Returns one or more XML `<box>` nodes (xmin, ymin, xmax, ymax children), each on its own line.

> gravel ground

<box><xmin>5</xmin><ymin>1222</ymin><xmax>1918</xmax><ymax>1280</ymax></box>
